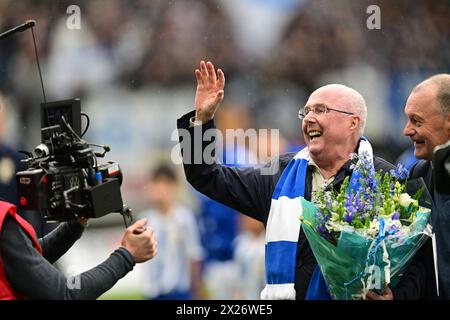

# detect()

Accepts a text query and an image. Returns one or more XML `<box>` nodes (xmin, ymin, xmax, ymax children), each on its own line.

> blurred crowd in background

<box><xmin>0</xmin><ymin>0</ymin><xmax>449</xmax><ymax>299</ymax></box>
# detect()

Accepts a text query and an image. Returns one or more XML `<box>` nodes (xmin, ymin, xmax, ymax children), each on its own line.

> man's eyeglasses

<box><xmin>298</xmin><ymin>104</ymin><xmax>354</xmax><ymax>120</ymax></box>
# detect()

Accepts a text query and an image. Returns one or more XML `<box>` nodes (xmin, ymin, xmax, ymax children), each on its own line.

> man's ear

<box><xmin>349</xmin><ymin>115</ymin><xmax>360</xmax><ymax>131</ymax></box>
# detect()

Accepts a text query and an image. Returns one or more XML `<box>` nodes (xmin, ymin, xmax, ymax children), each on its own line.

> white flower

<box><xmin>330</xmin><ymin>212</ymin><xmax>340</xmax><ymax>221</ymax></box>
<box><xmin>327</xmin><ymin>221</ymin><xmax>345</xmax><ymax>233</ymax></box>
<box><xmin>399</xmin><ymin>193</ymin><xmax>414</xmax><ymax>208</ymax></box>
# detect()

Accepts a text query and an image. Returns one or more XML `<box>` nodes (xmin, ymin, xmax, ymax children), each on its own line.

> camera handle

<box><xmin>120</xmin><ymin>205</ymin><xmax>146</xmax><ymax>233</ymax></box>
<box><xmin>120</xmin><ymin>204</ymin><xmax>134</xmax><ymax>228</ymax></box>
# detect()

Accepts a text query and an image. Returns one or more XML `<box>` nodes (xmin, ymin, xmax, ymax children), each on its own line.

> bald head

<box><xmin>310</xmin><ymin>84</ymin><xmax>367</xmax><ymax>135</ymax></box>
<box><xmin>413</xmin><ymin>74</ymin><xmax>450</xmax><ymax>115</ymax></box>
<box><xmin>302</xmin><ymin>84</ymin><xmax>367</xmax><ymax>174</ymax></box>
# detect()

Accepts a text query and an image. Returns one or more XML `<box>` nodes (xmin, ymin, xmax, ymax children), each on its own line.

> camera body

<box><xmin>16</xmin><ymin>99</ymin><xmax>125</xmax><ymax>221</ymax></box>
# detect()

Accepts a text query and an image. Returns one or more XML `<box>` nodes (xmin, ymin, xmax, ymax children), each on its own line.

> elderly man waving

<box><xmin>177</xmin><ymin>61</ymin><xmax>395</xmax><ymax>299</ymax></box>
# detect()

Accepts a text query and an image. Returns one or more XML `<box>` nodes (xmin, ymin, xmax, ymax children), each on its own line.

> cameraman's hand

<box><xmin>120</xmin><ymin>218</ymin><xmax>157</xmax><ymax>263</ymax></box>
<box><xmin>194</xmin><ymin>60</ymin><xmax>225</xmax><ymax>123</ymax></box>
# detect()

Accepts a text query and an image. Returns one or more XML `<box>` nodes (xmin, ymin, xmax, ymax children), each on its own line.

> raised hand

<box><xmin>194</xmin><ymin>60</ymin><xmax>226</xmax><ymax>123</ymax></box>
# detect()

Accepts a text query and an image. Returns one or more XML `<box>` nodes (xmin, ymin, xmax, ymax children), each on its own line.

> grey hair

<box><xmin>413</xmin><ymin>74</ymin><xmax>450</xmax><ymax>116</ymax></box>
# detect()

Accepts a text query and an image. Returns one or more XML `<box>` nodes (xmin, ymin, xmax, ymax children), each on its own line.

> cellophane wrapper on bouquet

<box><xmin>300</xmin><ymin>153</ymin><xmax>433</xmax><ymax>300</ymax></box>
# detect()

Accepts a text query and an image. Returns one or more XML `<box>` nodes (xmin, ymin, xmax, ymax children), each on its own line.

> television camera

<box><xmin>1</xmin><ymin>20</ymin><xmax>132</xmax><ymax>224</ymax></box>
<box><xmin>16</xmin><ymin>99</ymin><xmax>132</xmax><ymax>224</ymax></box>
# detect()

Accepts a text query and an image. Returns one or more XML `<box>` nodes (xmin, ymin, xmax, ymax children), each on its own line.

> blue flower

<box><xmin>317</xmin><ymin>224</ymin><xmax>331</xmax><ymax>239</ymax></box>
<box><xmin>345</xmin><ymin>195</ymin><xmax>356</xmax><ymax>215</ymax></box>
<box><xmin>354</xmin><ymin>193</ymin><xmax>365</xmax><ymax>212</ymax></box>
<box><xmin>315</xmin><ymin>212</ymin><xmax>324</xmax><ymax>223</ymax></box>
<box><xmin>344</xmin><ymin>212</ymin><xmax>354</xmax><ymax>223</ymax></box>
<box><xmin>345</xmin><ymin>196</ymin><xmax>353</xmax><ymax>208</ymax></box>
<box><xmin>390</xmin><ymin>163</ymin><xmax>409</xmax><ymax>180</ymax></box>
<box><xmin>311</xmin><ymin>151</ymin><xmax>424</xmax><ymax>248</ymax></box>
<box><xmin>366</xmin><ymin>175</ymin><xmax>378</xmax><ymax>191</ymax></box>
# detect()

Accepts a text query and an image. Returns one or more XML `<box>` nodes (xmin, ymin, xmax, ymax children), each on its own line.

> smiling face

<box><xmin>403</xmin><ymin>85</ymin><xmax>450</xmax><ymax>160</ymax></box>
<box><xmin>301</xmin><ymin>85</ymin><xmax>362</xmax><ymax>164</ymax></box>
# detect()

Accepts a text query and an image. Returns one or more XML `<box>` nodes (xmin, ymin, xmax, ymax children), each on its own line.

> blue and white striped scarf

<box><xmin>261</xmin><ymin>138</ymin><xmax>374</xmax><ymax>300</ymax></box>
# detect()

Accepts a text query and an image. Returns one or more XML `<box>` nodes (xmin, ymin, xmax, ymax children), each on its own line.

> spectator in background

<box><xmin>0</xmin><ymin>93</ymin><xmax>47</xmax><ymax>239</ymax></box>
<box><xmin>197</xmin><ymin>103</ymin><xmax>257</xmax><ymax>300</ymax></box>
<box><xmin>264</xmin><ymin>0</ymin><xmax>361</xmax><ymax>93</ymax></box>
<box><xmin>2</xmin><ymin>0</ymin><xmax>448</xmax><ymax>165</ymax></box>
<box><xmin>139</xmin><ymin>163</ymin><xmax>203</xmax><ymax>300</ymax></box>
<box><xmin>0</xmin><ymin>1</ymin><xmax>53</xmax><ymax>148</ymax></box>
<box><xmin>0</xmin><ymin>94</ymin><xmax>25</xmax><ymax>207</ymax></box>
<box><xmin>133</xmin><ymin>0</ymin><xmax>240</xmax><ymax>86</ymax></box>
<box><xmin>364</xmin><ymin>0</ymin><xmax>449</xmax><ymax>150</ymax></box>
<box><xmin>262</xmin><ymin>0</ymin><xmax>449</xmax><ymax>158</ymax></box>
<box><xmin>233</xmin><ymin>215</ymin><xmax>265</xmax><ymax>300</ymax></box>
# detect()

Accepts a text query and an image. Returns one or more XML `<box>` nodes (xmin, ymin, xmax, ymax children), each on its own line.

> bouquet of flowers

<box><xmin>300</xmin><ymin>152</ymin><xmax>432</xmax><ymax>300</ymax></box>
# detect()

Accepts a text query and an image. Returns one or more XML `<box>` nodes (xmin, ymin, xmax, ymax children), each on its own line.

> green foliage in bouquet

<box><xmin>300</xmin><ymin>152</ymin><xmax>432</xmax><ymax>299</ymax></box>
